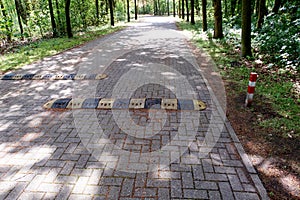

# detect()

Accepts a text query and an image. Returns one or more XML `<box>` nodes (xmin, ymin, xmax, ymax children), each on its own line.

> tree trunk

<box><xmin>257</xmin><ymin>0</ymin><xmax>267</xmax><ymax>29</ymax></box>
<box><xmin>241</xmin><ymin>0</ymin><xmax>252</xmax><ymax>57</ymax></box>
<box><xmin>0</xmin><ymin>0</ymin><xmax>11</xmax><ymax>41</ymax></box>
<box><xmin>231</xmin><ymin>0</ymin><xmax>237</xmax><ymax>16</ymax></box>
<box><xmin>55</xmin><ymin>0</ymin><xmax>62</xmax><ymax>32</ymax></box>
<box><xmin>202</xmin><ymin>0</ymin><xmax>207</xmax><ymax>31</ymax></box>
<box><xmin>191</xmin><ymin>0</ymin><xmax>195</xmax><ymax>24</ymax></box>
<box><xmin>96</xmin><ymin>0</ymin><xmax>99</xmax><ymax>22</ymax></box>
<box><xmin>134</xmin><ymin>0</ymin><xmax>137</xmax><ymax>19</ymax></box>
<box><xmin>167</xmin><ymin>0</ymin><xmax>170</xmax><ymax>16</ymax></box>
<box><xmin>181</xmin><ymin>0</ymin><xmax>184</xmax><ymax>19</ymax></box>
<box><xmin>186</xmin><ymin>0</ymin><xmax>189</xmax><ymax>21</ymax></box>
<box><xmin>173</xmin><ymin>0</ymin><xmax>175</xmax><ymax>17</ymax></box>
<box><xmin>48</xmin><ymin>0</ymin><xmax>58</xmax><ymax>37</ymax></box>
<box><xmin>178</xmin><ymin>0</ymin><xmax>181</xmax><ymax>17</ymax></box>
<box><xmin>65</xmin><ymin>0</ymin><xmax>73</xmax><ymax>38</ymax></box>
<box><xmin>14</xmin><ymin>0</ymin><xmax>24</xmax><ymax>39</ymax></box>
<box><xmin>108</xmin><ymin>0</ymin><xmax>114</xmax><ymax>25</ymax></box>
<box><xmin>127</xmin><ymin>0</ymin><xmax>130</xmax><ymax>22</ymax></box>
<box><xmin>213</xmin><ymin>0</ymin><xmax>223</xmax><ymax>38</ymax></box>
<box><xmin>272</xmin><ymin>0</ymin><xmax>281</xmax><ymax>13</ymax></box>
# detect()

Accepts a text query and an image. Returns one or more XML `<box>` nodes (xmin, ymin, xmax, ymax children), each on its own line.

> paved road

<box><xmin>0</xmin><ymin>16</ymin><xmax>268</xmax><ymax>199</ymax></box>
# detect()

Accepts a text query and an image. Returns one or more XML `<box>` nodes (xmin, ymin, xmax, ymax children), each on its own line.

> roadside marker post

<box><xmin>245</xmin><ymin>72</ymin><xmax>258</xmax><ymax>107</ymax></box>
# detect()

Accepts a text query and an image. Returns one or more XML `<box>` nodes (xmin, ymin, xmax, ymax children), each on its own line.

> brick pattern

<box><xmin>0</xmin><ymin>17</ymin><xmax>267</xmax><ymax>199</ymax></box>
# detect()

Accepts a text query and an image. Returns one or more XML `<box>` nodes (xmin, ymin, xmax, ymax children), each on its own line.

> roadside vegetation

<box><xmin>0</xmin><ymin>26</ymin><xmax>123</xmax><ymax>72</ymax></box>
<box><xmin>178</xmin><ymin>1</ymin><xmax>299</xmax><ymax>199</ymax></box>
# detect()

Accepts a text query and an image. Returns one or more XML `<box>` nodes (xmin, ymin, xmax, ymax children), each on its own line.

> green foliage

<box><xmin>252</xmin><ymin>2</ymin><xmax>300</xmax><ymax>71</ymax></box>
<box><xmin>178</xmin><ymin>19</ymin><xmax>300</xmax><ymax>140</ymax></box>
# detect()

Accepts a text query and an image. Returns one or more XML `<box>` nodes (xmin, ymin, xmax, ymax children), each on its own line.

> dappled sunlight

<box><xmin>249</xmin><ymin>154</ymin><xmax>300</xmax><ymax>198</ymax></box>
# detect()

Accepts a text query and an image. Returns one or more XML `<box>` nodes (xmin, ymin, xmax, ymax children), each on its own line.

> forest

<box><xmin>0</xmin><ymin>0</ymin><xmax>299</xmax><ymax>199</ymax></box>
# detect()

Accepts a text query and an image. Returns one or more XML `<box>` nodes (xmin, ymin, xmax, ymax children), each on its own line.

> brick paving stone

<box><xmin>228</xmin><ymin>174</ymin><xmax>244</xmax><ymax>191</ymax></box>
<box><xmin>209</xmin><ymin>191</ymin><xmax>222</xmax><ymax>200</ymax></box>
<box><xmin>158</xmin><ymin>188</ymin><xmax>170</xmax><ymax>200</ymax></box>
<box><xmin>183</xmin><ymin>189</ymin><xmax>208</xmax><ymax>199</ymax></box>
<box><xmin>219</xmin><ymin>182</ymin><xmax>234</xmax><ymax>199</ymax></box>
<box><xmin>171</xmin><ymin>179</ymin><xmax>182</xmax><ymax>198</ymax></box>
<box><xmin>121</xmin><ymin>178</ymin><xmax>134</xmax><ymax>197</ymax></box>
<box><xmin>234</xmin><ymin>192</ymin><xmax>260</xmax><ymax>200</ymax></box>
<box><xmin>195</xmin><ymin>181</ymin><xmax>218</xmax><ymax>190</ymax></box>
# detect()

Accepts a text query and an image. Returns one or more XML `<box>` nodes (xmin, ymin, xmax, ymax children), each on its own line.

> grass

<box><xmin>0</xmin><ymin>25</ymin><xmax>124</xmax><ymax>72</ymax></box>
<box><xmin>177</xmin><ymin>20</ymin><xmax>300</xmax><ymax>139</ymax></box>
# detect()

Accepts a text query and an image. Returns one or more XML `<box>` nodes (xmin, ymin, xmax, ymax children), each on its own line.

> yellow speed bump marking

<box><xmin>43</xmin><ymin>99</ymin><xmax>57</xmax><ymax>109</ymax></box>
<box><xmin>98</xmin><ymin>98</ymin><xmax>114</xmax><ymax>109</ymax></box>
<box><xmin>129</xmin><ymin>98</ymin><xmax>146</xmax><ymax>109</ymax></box>
<box><xmin>66</xmin><ymin>98</ymin><xmax>85</xmax><ymax>109</ymax></box>
<box><xmin>95</xmin><ymin>74</ymin><xmax>108</xmax><ymax>80</ymax></box>
<box><xmin>161</xmin><ymin>99</ymin><xmax>178</xmax><ymax>110</ymax></box>
<box><xmin>193</xmin><ymin>100</ymin><xmax>206</xmax><ymax>111</ymax></box>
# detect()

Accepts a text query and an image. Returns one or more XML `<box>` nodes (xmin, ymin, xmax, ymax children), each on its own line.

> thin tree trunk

<box><xmin>55</xmin><ymin>0</ymin><xmax>62</xmax><ymax>32</ymax></box>
<box><xmin>167</xmin><ymin>0</ymin><xmax>170</xmax><ymax>15</ymax></box>
<box><xmin>202</xmin><ymin>0</ymin><xmax>207</xmax><ymax>31</ymax></box>
<box><xmin>0</xmin><ymin>0</ymin><xmax>11</xmax><ymax>41</ymax></box>
<box><xmin>173</xmin><ymin>0</ymin><xmax>175</xmax><ymax>17</ymax></box>
<box><xmin>231</xmin><ymin>0</ymin><xmax>237</xmax><ymax>16</ymax></box>
<box><xmin>213</xmin><ymin>0</ymin><xmax>223</xmax><ymax>38</ymax></box>
<box><xmin>14</xmin><ymin>0</ymin><xmax>24</xmax><ymax>39</ymax></box>
<box><xmin>272</xmin><ymin>0</ymin><xmax>281</xmax><ymax>13</ymax></box>
<box><xmin>134</xmin><ymin>0</ymin><xmax>137</xmax><ymax>19</ymax></box>
<box><xmin>181</xmin><ymin>0</ymin><xmax>184</xmax><ymax>19</ymax></box>
<box><xmin>186</xmin><ymin>0</ymin><xmax>189</xmax><ymax>21</ymax></box>
<box><xmin>109</xmin><ymin>0</ymin><xmax>114</xmax><ymax>25</ymax></box>
<box><xmin>257</xmin><ymin>0</ymin><xmax>267</xmax><ymax>29</ymax></box>
<box><xmin>178</xmin><ymin>0</ymin><xmax>181</xmax><ymax>17</ymax></box>
<box><xmin>191</xmin><ymin>0</ymin><xmax>195</xmax><ymax>24</ymax></box>
<box><xmin>241</xmin><ymin>0</ymin><xmax>252</xmax><ymax>57</ymax></box>
<box><xmin>127</xmin><ymin>0</ymin><xmax>130</xmax><ymax>21</ymax></box>
<box><xmin>48</xmin><ymin>0</ymin><xmax>58</xmax><ymax>37</ymax></box>
<box><xmin>65</xmin><ymin>0</ymin><xmax>73</xmax><ymax>37</ymax></box>
<box><xmin>96</xmin><ymin>0</ymin><xmax>99</xmax><ymax>22</ymax></box>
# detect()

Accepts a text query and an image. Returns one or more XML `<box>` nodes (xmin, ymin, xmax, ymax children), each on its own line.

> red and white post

<box><xmin>245</xmin><ymin>72</ymin><xmax>258</xmax><ymax>107</ymax></box>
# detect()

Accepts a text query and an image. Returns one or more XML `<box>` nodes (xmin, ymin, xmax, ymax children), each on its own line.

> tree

<box><xmin>134</xmin><ymin>0</ymin><xmax>137</xmax><ymax>19</ymax></box>
<box><xmin>127</xmin><ymin>0</ymin><xmax>130</xmax><ymax>22</ymax></box>
<box><xmin>48</xmin><ymin>0</ymin><xmax>58</xmax><ymax>37</ymax></box>
<box><xmin>231</xmin><ymin>0</ymin><xmax>237</xmax><ymax>16</ymax></box>
<box><xmin>173</xmin><ymin>0</ymin><xmax>175</xmax><ymax>17</ymax></box>
<box><xmin>14</xmin><ymin>0</ymin><xmax>24</xmax><ymax>39</ymax></box>
<box><xmin>257</xmin><ymin>0</ymin><xmax>267</xmax><ymax>29</ymax></box>
<box><xmin>202</xmin><ymin>0</ymin><xmax>207</xmax><ymax>31</ymax></box>
<box><xmin>0</xmin><ymin>0</ymin><xmax>11</xmax><ymax>41</ymax></box>
<box><xmin>181</xmin><ymin>0</ymin><xmax>184</xmax><ymax>19</ymax></box>
<box><xmin>96</xmin><ymin>0</ymin><xmax>99</xmax><ymax>23</ymax></box>
<box><xmin>213</xmin><ymin>0</ymin><xmax>223</xmax><ymax>38</ymax></box>
<box><xmin>186</xmin><ymin>0</ymin><xmax>189</xmax><ymax>22</ymax></box>
<box><xmin>109</xmin><ymin>0</ymin><xmax>114</xmax><ymax>25</ymax></box>
<box><xmin>241</xmin><ymin>0</ymin><xmax>252</xmax><ymax>57</ymax></box>
<box><xmin>65</xmin><ymin>0</ymin><xmax>73</xmax><ymax>37</ymax></box>
<box><xmin>191</xmin><ymin>0</ymin><xmax>195</xmax><ymax>24</ymax></box>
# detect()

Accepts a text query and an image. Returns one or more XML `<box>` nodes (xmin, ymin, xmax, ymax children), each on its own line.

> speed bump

<box><xmin>43</xmin><ymin>98</ymin><xmax>207</xmax><ymax>111</ymax></box>
<box><xmin>0</xmin><ymin>73</ymin><xmax>108</xmax><ymax>80</ymax></box>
